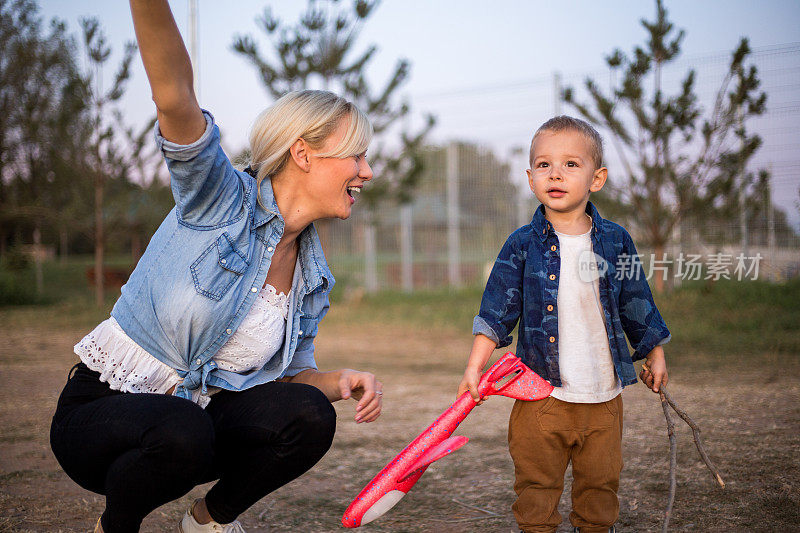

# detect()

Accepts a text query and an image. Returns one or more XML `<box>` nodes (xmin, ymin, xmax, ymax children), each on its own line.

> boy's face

<box><xmin>526</xmin><ymin>129</ymin><xmax>607</xmax><ymax>216</ymax></box>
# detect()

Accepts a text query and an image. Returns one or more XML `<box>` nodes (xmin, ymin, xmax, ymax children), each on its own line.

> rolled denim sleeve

<box><xmin>472</xmin><ymin>315</ymin><xmax>502</xmax><ymax>345</ymax></box>
<box><xmin>473</xmin><ymin>231</ymin><xmax>526</xmax><ymax>348</ymax></box>
<box><xmin>617</xmin><ymin>231</ymin><xmax>671</xmax><ymax>360</ymax></box>
<box><xmin>155</xmin><ymin>109</ymin><xmax>249</xmax><ymax>228</ymax></box>
<box><xmin>154</xmin><ymin>109</ymin><xmax>215</xmax><ymax>161</ymax></box>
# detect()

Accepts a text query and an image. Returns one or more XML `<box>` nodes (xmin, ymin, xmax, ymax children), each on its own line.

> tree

<box><xmin>0</xmin><ymin>3</ymin><xmax>169</xmax><ymax>304</ymax></box>
<box><xmin>231</xmin><ymin>0</ymin><xmax>434</xmax><ymax>210</ymax></box>
<box><xmin>0</xmin><ymin>0</ymin><xmax>85</xmax><ymax>291</ymax></box>
<box><xmin>562</xmin><ymin>0</ymin><xmax>767</xmax><ymax>292</ymax></box>
<box><xmin>690</xmin><ymin>168</ymin><xmax>797</xmax><ymax>250</ymax></box>
<box><xmin>78</xmin><ymin>17</ymin><xmax>136</xmax><ymax>305</ymax></box>
<box><xmin>112</xmin><ymin>115</ymin><xmax>172</xmax><ymax>261</ymax></box>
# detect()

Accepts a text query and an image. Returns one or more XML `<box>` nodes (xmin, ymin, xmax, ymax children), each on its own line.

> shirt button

<box><xmin>251</xmin><ymin>287</ymin><xmax>258</xmax><ymax>293</ymax></box>
<box><xmin>547</xmin><ymin>304</ymin><xmax>554</xmax><ymax>312</ymax></box>
<box><xmin>549</xmin><ymin>336</ymin><xmax>556</xmax><ymax>343</ymax></box>
<box><xmin>220</xmin><ymin>258</ymin><xmax>227</xmax><ymax>264</ymax></box>
<box><xmin>549</xmin><ymin>274</ymin><xmax>556</xmax><ymax>281</ymax></box>
<box><xmin>551</xmin><ymin>245</ymin><xmax>557</xmax><ymax>252</ymax></box>
<box><xmin>196</xmin><ymin>358</ymin><xmax>202</xmax><ymax>364</ymax></box>
<box><xmin>267</xmin><ymin>246</ymin><xmax>274</xmax><ymax>252</ymax></box>
<box><xmin>225</xmin><ymin>328</ymin><xmax>232</xmax><ymax>334</ymax></box>
<box><xmin>298</xmin><ymin>330</ymin><xmax>303</xmax><ymax>336</ymax></box>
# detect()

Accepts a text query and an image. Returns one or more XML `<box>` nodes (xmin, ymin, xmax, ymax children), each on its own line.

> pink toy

<box><xmin>342</xmin><ymin>352</ymin><xmax>553</xmax><ymax>527</ymax></box>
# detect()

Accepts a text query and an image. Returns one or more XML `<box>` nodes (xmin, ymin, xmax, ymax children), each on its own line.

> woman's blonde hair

<box><xmin>248</xmin><ymin>90</ymin><xmax>373</xmax><ymax>193</ymax></box>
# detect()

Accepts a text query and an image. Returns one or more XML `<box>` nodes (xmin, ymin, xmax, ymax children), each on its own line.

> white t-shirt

<box><xmin>550</xmin><ymin>229</ymin><xmax>622</xmax><ymax>403</ymax></box>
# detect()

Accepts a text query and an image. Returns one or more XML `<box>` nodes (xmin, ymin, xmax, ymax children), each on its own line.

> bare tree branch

<box><xmin>644</xmin><ymin>364</ymin><xmax>726</xmax><ymax>532</ymax></box>
<box><xmin>661</xmin><ymin>388</ymin><xmax>726</xmax><ymax>489</ymax></box>
<box><xmin>659</xmin><ymin>389</ymin><xmax>677</xmax><ymax>533</ymax></box>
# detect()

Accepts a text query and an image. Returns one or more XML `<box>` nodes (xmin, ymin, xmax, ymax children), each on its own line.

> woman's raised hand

<box><xmin>129</xmin><ymin>0</ymin><xmax>205</xmax><ymax>144</ymax></box>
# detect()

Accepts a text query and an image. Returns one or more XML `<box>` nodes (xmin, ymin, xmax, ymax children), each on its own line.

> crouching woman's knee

<box><xmin>288</xmin><ymin>384</ymin><xmax>337</xmax><ymax>459</ymax></box>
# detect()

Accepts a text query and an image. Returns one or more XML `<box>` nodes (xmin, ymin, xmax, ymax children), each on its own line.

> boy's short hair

<box><xmin>530</xmin><ymin>115</ymin><xmax>604</xmax><ymax>169</ymax></box>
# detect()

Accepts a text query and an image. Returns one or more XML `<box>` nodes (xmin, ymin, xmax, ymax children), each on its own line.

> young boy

<box><xmin>457</xmin><ymin>116</ymin><xmax>670</xmax><ymax>533</ymax></box>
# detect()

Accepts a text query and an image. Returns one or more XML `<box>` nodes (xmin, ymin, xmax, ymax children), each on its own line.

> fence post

<box><xmin>738</xmin><ymin>110</ymin><xmax>748</xmax><ymax>257</ymax></box>
<box><xmin>446</xmin><ymin>143</ymin><xmax>461</xmax><ymax>288</ymax></box>
<box><xmin>766</xmin><ymin>166</ymin><xmax>776</xmax><ymax>281</ymax></box>
<box><xmin>364</xmin><ymin>221</ymin><xmax>378</xmax><ymax>293</ymax></box>
<box><xmin>517</xmin><ymin>183</ymin><xmax>529</xmax><ymax>228</ymax></box>
<box><xmin>188</xmin><ymin>0</ymin><xmax>200</xmax><ymax>101</ymax></box>
<box><xmin>510</xmin><ymin>146</ymin><xmax>529</xmax><ymax>228</ymax></box>
<box><xmin>672</xmin><ymin>217</ymin><xmax>682</xmax><ymax>289</ymax></box>
<box><xmin>553</xmin><ymin>71</ymin><xmax>562</xmax><ymax>115</ymax></box>
<box><xmin>33</xmin><ymin>226</ymin><xmax>43</xmax><ymax>296</ymax></box>
<box><xmin>400</xmin><ymin>204</ymin><xmax>413</xmax><ymax>292</ymax></box>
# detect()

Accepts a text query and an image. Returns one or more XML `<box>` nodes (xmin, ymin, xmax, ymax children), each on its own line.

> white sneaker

<box><xmin>178</xmin><ymin>500</ymin><xmax>246</xmax><ymax>533</ymax></box>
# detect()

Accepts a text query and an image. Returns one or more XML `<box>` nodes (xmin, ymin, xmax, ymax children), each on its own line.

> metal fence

<box><xmin>319</xmin><ymin>44</ymin><xmax>800</xmax><ymax>292</ymax></box>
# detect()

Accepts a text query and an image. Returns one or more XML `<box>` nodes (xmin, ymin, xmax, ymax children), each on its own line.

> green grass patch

<box><xmin>0</xmin><ymin>256</ymin><xmax>128</xmax><ymax>329</ymax></box>
<box><xmin>328</xmin><ymin>278</ymin><xmax>800</xmax><ymax>368</ymax></box>
<box><xmin>0</xmin><ymin>270</ymin><xmax>46</xmax><ymax>305</ymax></box>
<box><xmin>658</xmin><ymin>279</ymin><xmax>800</xmax><ymax>364</ymax></box>
<box><xmin>328</xmin><ymin>285</ymin><xmax>484</xmax><ymax>334</ymax></box>
<box><xmin>1</xmin><ymin>258</ymin><xmax>797</xmax><ymax>367</ymax></box>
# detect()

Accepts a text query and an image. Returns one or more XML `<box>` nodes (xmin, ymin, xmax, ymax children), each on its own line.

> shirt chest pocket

<box><xmin>190</xmin><ymin>232</ymin><xmax>249</xmax><ymax>301</ymax></box>
<box><xmin>298</xmin><ymin>315</ymin><xmax>319</xmax><ymax>339</ymax></box>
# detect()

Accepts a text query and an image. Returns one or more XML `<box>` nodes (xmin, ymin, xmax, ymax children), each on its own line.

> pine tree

<box><xmin>0</xmin><ymin>0</ymin><xmax>84</xmax><ymax>291</ymax></box>
<box><xmin>78</xmin><ymin>17</ymin><xmax>136</xmax><ymax>305</ymax></box>
<box><xmin>562</xmin><ymin>0</ymin><xmax>766</xmax><ymax>292</ymax></box>
<box><xmin>232</xmin><ymin>0</ymin><xmax>434</xmax><ymax>210</ymax></box>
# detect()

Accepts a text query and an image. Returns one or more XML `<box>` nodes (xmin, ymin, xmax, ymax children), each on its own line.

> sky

<box><xmin>39</xmin><ymin>0</ymin><xmax>800</xmax><ymax>226</ymax></box>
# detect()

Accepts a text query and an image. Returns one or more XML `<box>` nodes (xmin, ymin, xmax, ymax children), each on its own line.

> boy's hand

<box><xmin>458</xmin><ymin>334</ymin><xmax>496</xmax><ymax>404</ymax></box>
<box><xmin>457</xmin><ymin>367</ymin><xmax>482</xmax><ymax>403</ymax></box>
<box><xmin>640</xmin><ymin>345</ymin><xmax>668</xmax><ymax>393</ymax></box>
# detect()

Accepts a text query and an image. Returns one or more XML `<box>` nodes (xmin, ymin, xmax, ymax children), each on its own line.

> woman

<box><xmin>49</xmin><ymin>1</ymin><xmax>382</xmax><ymax>532</ymax></box>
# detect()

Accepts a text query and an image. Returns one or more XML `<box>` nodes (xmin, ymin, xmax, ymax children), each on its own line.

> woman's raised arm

<box><xmin>129</xmin><ymin>0</ymin><xmax>206</xmax><ymax>144</ymax></box>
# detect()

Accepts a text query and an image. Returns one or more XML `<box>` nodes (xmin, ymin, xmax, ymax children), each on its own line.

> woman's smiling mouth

<box><xmin>347</xmin><ymin>185</ymin><xmax>361</xmax><ymax>204</ymax></box>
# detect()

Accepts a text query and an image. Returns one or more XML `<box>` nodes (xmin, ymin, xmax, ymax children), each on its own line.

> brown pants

<box><xmin>508</xmin><ymin>395</ymin><xmax>623</xmax><ymax>533</ymax></box>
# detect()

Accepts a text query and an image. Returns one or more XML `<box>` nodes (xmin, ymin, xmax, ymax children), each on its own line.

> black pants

<box><xmin>50</xmin><ymin>363</ymin><xmax>336</xmax><ymax>533</ymax></box>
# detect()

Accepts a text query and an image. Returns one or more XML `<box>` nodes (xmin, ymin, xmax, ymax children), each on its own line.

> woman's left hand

<box><xmin>338</xmin><ymin>369</ymin><xmax>383</xmax><ymax>423</ymax></box>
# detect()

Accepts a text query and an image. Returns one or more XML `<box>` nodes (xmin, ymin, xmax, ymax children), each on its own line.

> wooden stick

<box><xmin>449</xmin><ymin>498</ymin><xmax>498</xmax><ymax>516</ymax></box>
<box><xmin>660</xmin><ymin>388</ymin><xmax>726</xmax><ymax>488</ymax></box>
<box><xmin>643</xmin><ymin>364</ymin><xmax>726</xmax><ymax>532</ymax></box>
<box><xmin>659</xmin><ymin>390</ymin><xmax>677</xmax><ymax>533</ymax></box>
<box><xmin>428</xmin><ymin>498</ymin><xmax>500</xmax><ymax>523</ymax></box>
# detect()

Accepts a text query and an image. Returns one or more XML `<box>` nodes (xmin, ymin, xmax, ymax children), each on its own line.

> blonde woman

<box><xmin>49</xmin><ymin>1</ymin><xmax>383</xmax><ymax>532</ymax></box>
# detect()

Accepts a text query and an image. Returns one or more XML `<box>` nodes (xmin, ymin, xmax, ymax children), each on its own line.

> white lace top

<box><xmin>213</xmin><ymin>284</ymin><xmax>289</xmax><ymax>372</ymax></box>
<box><xmin>75</xmin><ymin>283</ymin><xmax>291</xmax><ymax>408</ymax></box>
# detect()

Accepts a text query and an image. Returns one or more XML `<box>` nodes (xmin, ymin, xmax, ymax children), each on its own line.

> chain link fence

<box><xmin>320</xmin><ymin>44</ymin><xmax>800</xmax><ymax>292</ymax></box>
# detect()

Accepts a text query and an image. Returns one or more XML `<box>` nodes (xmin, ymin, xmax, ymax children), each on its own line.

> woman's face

<box><xmin>308</xmin><ymin>119</ymin><xmax>373</xmax><ymax>220</ymax></box>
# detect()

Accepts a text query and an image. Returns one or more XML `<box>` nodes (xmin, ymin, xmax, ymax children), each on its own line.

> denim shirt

<box><xmin>473</xmin><ymin>202</ymin><xmax>670</xmax><ymax>388</ymax></box>
<box><xmin>110</xmin><ymin>111</ymin><xmax>334</xmax><ymax>400</ymax></box>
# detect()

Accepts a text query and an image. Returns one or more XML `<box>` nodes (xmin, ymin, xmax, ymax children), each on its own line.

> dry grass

<box><xmin>1</xmin><ymin>292</ymin><xmax>798</xmax><ymax>532</ymax></box>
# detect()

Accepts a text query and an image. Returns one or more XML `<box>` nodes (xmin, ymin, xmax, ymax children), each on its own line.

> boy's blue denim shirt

<box><xmin>110</xmin><ymin>111</ymin><xmax>334</xmax><ymax>400</ymax></box>
<box><xmin>473</xmin><ymin>202</ymin><xmax>670</xmax><ymax>388</ymax></box>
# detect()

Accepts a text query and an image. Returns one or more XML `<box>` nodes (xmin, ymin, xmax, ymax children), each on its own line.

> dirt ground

<box><xmin>1</xmin><ymin>313</ymin><xmax>799</xmax><ymax>532</ymax></box>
